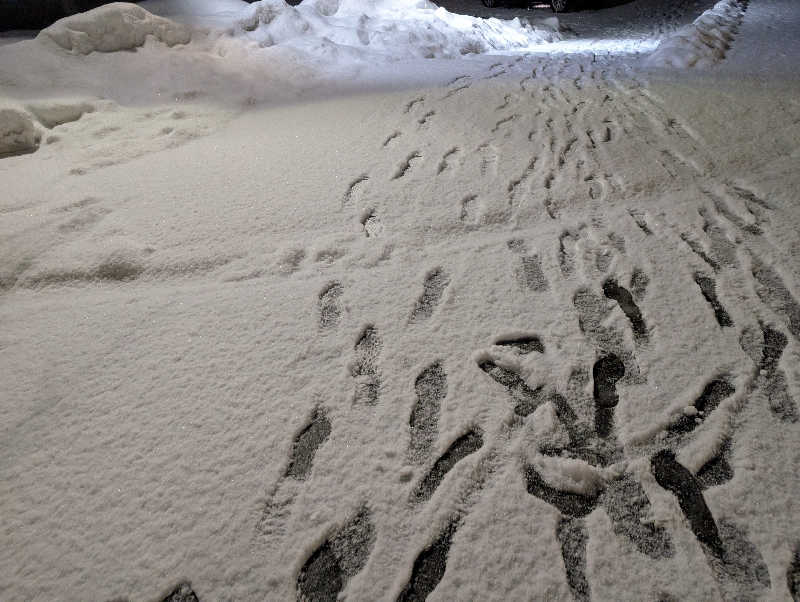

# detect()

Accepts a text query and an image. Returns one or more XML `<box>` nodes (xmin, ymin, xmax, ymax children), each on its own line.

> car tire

<box><xmin>550</xmin><ymin>0</ymin><xmax>569</xmax><ymax>11</ymax></box>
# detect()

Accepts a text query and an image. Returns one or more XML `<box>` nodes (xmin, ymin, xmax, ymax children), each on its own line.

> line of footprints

<box><xmin>174</xmin><ymin>69</ymin><xmax>797</xmax><ymax>602</ymax></box>
<box><xmin>304</xmin><ymin>174</ymin><xmax>800</xmax><ymax>601</ymax></box>
<box><xmin>302</xmin><ymin>182</ymin><xmax>800</xmax><ymax>599</ymax></box>
<box><xmin>281</xmin><ymin>66</ymin><xmax>800</xmax><ymax>602</ymax></box>
<box><xmin>162</xmin><ymin>204</ymin><xmax>800</xmax><ymax>598</ymax></box>
<box><xmin>277</xmin><ymin>249</ymin><xmax>800</xmax><ymax>601</ymax></box>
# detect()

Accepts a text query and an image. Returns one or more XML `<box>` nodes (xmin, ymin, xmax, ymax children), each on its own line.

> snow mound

<box><xmin>646</xmin><ymin>0</ymin><xmax>746</xmax><ymax>68</ymax></box>
<box><xmin>26</xmin><ymin>100</ymin><xmax>95</xmax><ymax>129</ymax></box>
<box><xmin>531</xmin><ymin>454</ymin><xmax>606</xmax><ymax>497</ymax></box>
<box><xmin>237</xmin><ymin>0</ymin><xmax>562</xmax><ymax>59</ymax></box>
<box><xmin>36</xmin><ymin>2</ymin><xmax>191</xmax><ymax>54</ymax></box>
<box><xmin>0</xmin><ymin>108</ymin><xmax>40</xmax><ymax>157</ymax></box>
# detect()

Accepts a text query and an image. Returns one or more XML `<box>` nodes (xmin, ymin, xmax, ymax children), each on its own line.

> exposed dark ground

<box><xmin>0</xmin><ymin>0</ymin><xmax>120</xmax><ymax>30</ymax></box>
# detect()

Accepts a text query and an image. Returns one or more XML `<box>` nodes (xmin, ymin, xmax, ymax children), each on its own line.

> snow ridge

<box><xmin>647</xmin><ymin>0</ymin><xmax>748</xmax><ymax>68</ymax></box>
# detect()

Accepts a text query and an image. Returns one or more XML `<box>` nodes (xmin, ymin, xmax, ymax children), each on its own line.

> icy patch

<box><xmin>646</xmin><ymin>0</ymin><xmax>747</xmax><ymax>68</ymax></box>
<box><xmin>37</xmin><ymin>2</ymin><xmax>191</xmax><ymax>54</ymax></box>
<box><xmin>236</xmin><ymin>0</ymin><xmax>562</xmax><ymax>59</ymax></box>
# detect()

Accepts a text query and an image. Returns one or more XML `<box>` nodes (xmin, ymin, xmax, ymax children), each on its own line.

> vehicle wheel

<box><xmin>550</xmin><ymin>0</ymin><xmax>568</xmax><ymax>11</ymax></box>
<box><xmin>482</xmin><ymin>0</ymin><xmax>498</xmax><ymax>6</ymax></box>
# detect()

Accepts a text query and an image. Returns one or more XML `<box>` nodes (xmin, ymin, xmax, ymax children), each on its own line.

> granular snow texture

<box><xmin>1</xmin><ymin>0</ymin><xmax>800</xmax><ymax>601</ymax></box>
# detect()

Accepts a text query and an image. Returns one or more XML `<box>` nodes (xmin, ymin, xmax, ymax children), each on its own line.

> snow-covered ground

<box><xmin>1</xmin><ymin>0</ymin><xmax>799</xmax><ymax>601</ymax></box>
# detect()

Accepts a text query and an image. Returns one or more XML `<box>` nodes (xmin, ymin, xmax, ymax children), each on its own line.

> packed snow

<box><xmin>1</xmin><ymin>0</ymin><xmax>799</xmax><ymax>601</ymax></box>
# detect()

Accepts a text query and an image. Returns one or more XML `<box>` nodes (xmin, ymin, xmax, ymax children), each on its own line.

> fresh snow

<box><xmin>1</xmin><ymin>0</ymin><xmax>800</xmax><ymax>601</ymax></box>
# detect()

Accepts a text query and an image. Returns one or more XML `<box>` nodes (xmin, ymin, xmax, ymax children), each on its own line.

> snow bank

<box><xmin>0</xmin><ymin>0</ymin><xmax>563</xmax><ymax>107</ymax></box>
<box><xmin>236</xmin><ymin>0</ymin><xmax>562</xmax><ymax>59</ymax></box>
<box><xmin>35</xmin><ymin>0</ymin><xmax>560</xmax><ymax>61</ymax></box>
<box><xmin>36</xmin><ymin>2</ymin><xmax>191</xmax><ymax>54</ymax></box>
<box><xmin>646</xmin><ymin>0</ymin><xmax>747</xmax><ymax>68</ymax></box>
<box><xmin>0</xmin><ymin>108</ymin><xmax>40</xmax><ymax>157</ymax></box>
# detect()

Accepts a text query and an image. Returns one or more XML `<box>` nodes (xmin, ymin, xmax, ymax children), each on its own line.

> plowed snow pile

<box><xmin>233</xmin><ymin>0</ymin><xmax>561</xmax><ymax>58</ymax></box>
<box><xmin>38</xmin><ymin>2</ymin><xmax>192</xmax><ymax>54</ymax></box>
<box><xmin>0</xmin><ymin>0</ymin><xmax>560</xmax><ymax>104</ymax></box>
<box><xmin>1</xmin><ymin>0</ymin><xmax>799</xmax><ymax>601</ymax></box>
<box><xmin>647</xmin><ymin>0</ymin><xmax>747</xmax><ymax>67</ymax></box>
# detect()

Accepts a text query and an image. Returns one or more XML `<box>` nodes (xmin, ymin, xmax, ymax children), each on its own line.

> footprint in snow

<box><xmin>507</xmin><ymin>239</ymin><xmax>548</xmax><ymax>293</ymax></box>
<box><xmin>410</xmin><ymin>268</ymin><xmax>450</xmax><ymax>323</ymax></box>
<box><xmin>602</xmin><ymin>277</ymin><xmax>647</xmax><ymax>341</ymax></box>
<box><xmin>740</xmin><ymin>323</ymin><xmax>798</xmax><ymax>422</ymax></box>
<box><xmin>319</xmin><ymin>281</ymin><xmax>344</xmax><ymax>329</ymax></box>
<box><xmin>418</xmin><ymin>111</ymin><xmax>435</xmax><ymax>126</ymax></box>
<box><xmin>471</xmin><ymin>258</ymin><xmax>776</xmax><ymax>600</ymax></box>
<box><xmin>401</xmin><ymin>359</ymin><xmax>484</xmax><ymax>599</ymax></box>
<box><xmin>751</xmin><ymin>256</ymin><xmax>800</xmax><ymax>340</ymax></box>
<box><xmin>343</xmin><ymin>175</ymin><xmax>369</xmax><ymax>209</ymax></box>
<box><xmin>789</xmin><ymin>544</ymin><xmax>800</xmax><ymax>599</ymax></box>
<box><xmin>403</xmin><ymin>97</ymin><xmax>424</xmax><ymax>114</ymax></box>
<box><xmin>256</xmin><ymin>407</ymin><xmax>333</xmax><ymax>536</ymax></box>
<box><xmin>352</xmin><ymin>325</ymin><xmax>382</xmax><ymax>405</ymax></box>
<box><xmin>285</xmin><ymin>407</ymin><xmax>333</xmax><ymax>480</ymax></box>
<box><xmin>361</xmin><ymin>210</ymin><xmax>383</xmax><ymax>238</ymax></box>
<box><xmin>693</xmin><ymin>273</ymin><xmax>733</xmax><ymax>328</ymax></box>
<box><xmin>477</xmin><ymin>336</ymin><xmax>672</xmax><ymax>601</ymax></box>
<box><xmin>161</xmin><ymin>582</ymin><xmax>199</xmax><ymax>602</ymax></box>
<box><xmin>383</xmin><ymin>131</ymin><xmax>402</xmax><ymax>148</ymax></box>
<box><xmin>437</xmin><ymin>147</ymin><xmax>460</xmax><ymax>175</ymax></box>
<box><xmin>296</xmin><ymin>506</ymin><xmax>375</xmax><ymax>602</ymax></box>
<box><xmin>407</xmin><ymin>362</ymin><xmax>447</xmax><ymax>464</ymax></box>
<box><xmin>393</xmin><ymin>152</ymin><xmax>422</xmax><ymax>180</ymax></box>
<box><xmin>397</xmin><ymin>516</ymin><xmax>461</xmax><ymax>602</ymax></box>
